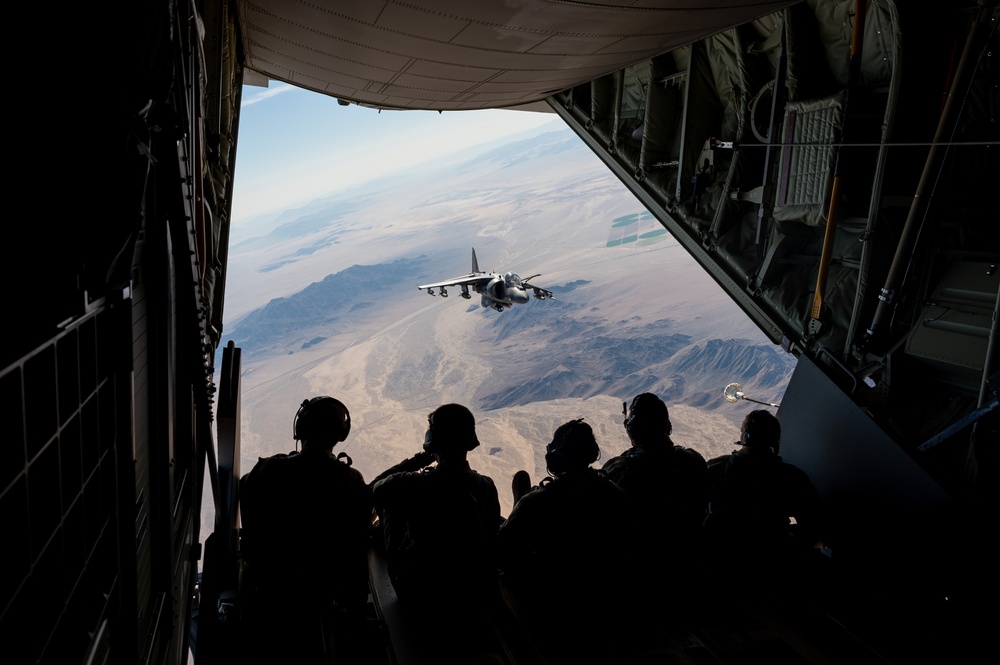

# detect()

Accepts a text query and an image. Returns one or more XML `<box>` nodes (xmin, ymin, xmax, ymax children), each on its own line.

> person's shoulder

<box><xmin>673</xmin><ymin>445</ymin><xmax>707</xmax><ymax>465</ymax></box>
<box><xmin>778</xmin><ymin>458</ymin><xmax>814</xmax><ymax>484</ymax></box>
<box><xmin>246</xmin><ymin>451</ymin><xmax>296</xmax><ymax>479</ymax></box>
<box><xmin>469</xmin><ymin>468</ymin><xmax>497</xmax><ymax>486</ymax></box>
<box><xmin>473</xmin><ymin>471</ymin><xmax>500</xmax><ymax>501</ymax></box>
<box><xmin>584</xmin><ymin>471</ymin><xmax>633</xmax><ymax>517</ymax></box>
<box><xmin>511</xmin><ymin>479</ymin><xmax>555</xmax><ymax>509</ymax></box>
<box><xmin>470</xmin><ymin>471</ymin><xmax>501</xmax><ymax>515</ymax></box>
<box><xmin>706</xmin><ymin>453</ymin><xmax>734</xmax><ymax>472</ymax></box>
<box><xmin>597</xmin><ymin>470</ymin><xmax>628</xmax><ymax>495</ymax></box>
<box><xmin>254</xmin><ymin>450</ymin><xmax>296</xmax><ymax>466</ymax></box>
<box><xmin>373</xmin><ymin>468</ymin><xmax>424</xmax><ymax>492</ymax></box>
<box><xmin>580</xmin><ymin>468</ymin><xmax>626</xmax><ymax>495</ymax></box>
<box><xmin>311</xmin><ymin>451</ymin><xmax>366</xmax><ymax>479</ymax></box>
<box><xmin>602</xmin><ymin>451</ymin><xmax>634</xmax><ymax>473</ymax></box>
<box><xmin>326</xmin><ymin>455</ymin><xmax>364</xmax><ymax>476</ymax></box>
<box><xmin>342</xmin><ymin>463</ymin><xmax>368</xmax><ymax>487</ymax></box>
<box><xmin>373</xmin><ymin>468</ymin><xmax>418</xmax><ymax>485</ymax></box>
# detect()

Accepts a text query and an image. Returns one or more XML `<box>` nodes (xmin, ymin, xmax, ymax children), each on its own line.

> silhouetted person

<box><xmin>604</xmin><ymin>393</ymin><xmax>709</xmax><ymax>551</ymax></box>
<box><xmin>602</xmin><ymin>393</ymin><xmax>708</xmax><ymax>619</ymax></box>
<box><xmin>498</xmin><ymin>419</ymin><xmax>640</xmax><ymax>664</ymax></box>
<box><xmin>371</xmin><ymin>403</ymin><xmax>502</xmax><ymax>664</ymax></box>
<box><xmin>704</xmin><ymin>410</ymin><xmax>819</xmax><ymax>579</ymax></box>
<box><xmin>239</xmin><ymin>396</ymin><xmax>373</xmax><ymax>665</ymax></box>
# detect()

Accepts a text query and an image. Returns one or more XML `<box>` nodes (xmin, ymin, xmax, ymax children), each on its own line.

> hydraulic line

<box><xmin>863</xmin><ymin>0</ymin><xmax>997</xmax><ymax>348</ymax></box>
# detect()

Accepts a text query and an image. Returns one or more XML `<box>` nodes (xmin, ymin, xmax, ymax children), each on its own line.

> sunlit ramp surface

<box><xmin>238</xmin><ymin>0</ymin><xmax>800</xmax><ymax>110</ymax></box>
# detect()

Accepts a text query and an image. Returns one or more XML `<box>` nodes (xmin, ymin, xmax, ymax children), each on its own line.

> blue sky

<box><xmin>232</xmin><ymin>82</ymin><xmax>563</xmax><ymax>224</ymax></box>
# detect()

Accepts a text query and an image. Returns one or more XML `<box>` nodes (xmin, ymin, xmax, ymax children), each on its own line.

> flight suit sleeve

<box><xmin>370</xmin><ymin>451</ymin><xmax>435</xmax><ymax>486</ymax></box>
<box><xmin>372</xmin><ymin>471</ymin><xmax>409</xmax><ymax>512</ymax></box>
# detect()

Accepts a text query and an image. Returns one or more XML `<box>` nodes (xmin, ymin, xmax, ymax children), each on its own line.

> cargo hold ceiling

<box><xmin>236</xmin><ymin>0</ymin><xmax>799</xmax><ymax>111</ymax></box>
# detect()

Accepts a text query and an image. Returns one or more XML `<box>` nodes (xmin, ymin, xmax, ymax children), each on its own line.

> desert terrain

<box><xmin>218</xmin><ymin>125</ymin><xmax>796</xmax><ymax>518</ymax></box>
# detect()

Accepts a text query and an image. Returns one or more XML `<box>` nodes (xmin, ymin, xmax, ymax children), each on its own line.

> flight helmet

<box><xmin>624</xmin><ymin>392</ymin><xmax>672</xmax><ymax>440</ymax></box>
<box><xmin>423</xmin><ymin>403</ymin><xmax>480</xmax><ymax>454</ymax></box>
<box><xmin>293</xmin><ymin>396</ymin><xmax>351</xmax><ymax>445</ymax></box>
<box><xmin>740</xmin><ymin>409</ymin><xmax>780</xmax><ymax>454</ymax></box>
<box><xmin>545</xmin><ymin>418</ymin><xmax>600</xmax><ymax>476</ymax></box>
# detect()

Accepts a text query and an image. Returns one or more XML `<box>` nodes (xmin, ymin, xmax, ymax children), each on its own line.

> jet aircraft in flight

<box><xmin>417</xmin><ymin>248</ymin><xmax>554</xmax><ymax>311</ymax></box>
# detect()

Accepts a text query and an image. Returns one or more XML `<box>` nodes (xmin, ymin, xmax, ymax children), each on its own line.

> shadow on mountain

<box><xmin>477</xmin><ymin>329</ymin><xmax>793</xmax><ymax>411</ymax></box>
<box><xmin>224</xmin><ymin>256</ymin><xmax>429</xmax><ymax>358</ymax></box>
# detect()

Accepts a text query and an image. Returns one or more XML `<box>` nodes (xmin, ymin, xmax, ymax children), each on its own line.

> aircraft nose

<box><xmin>510</xmin><ymin>287</ymin><xmax>529</xmax><ymax>304</ymax></box>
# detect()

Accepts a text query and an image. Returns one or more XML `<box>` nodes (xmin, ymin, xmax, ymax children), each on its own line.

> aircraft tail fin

<box><xmin>471</xmin><ymin>248</ymin><xmax>480</xmax><ymax>273</ymax></box>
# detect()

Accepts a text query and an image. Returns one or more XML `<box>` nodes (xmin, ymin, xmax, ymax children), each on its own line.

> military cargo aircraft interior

<box><xmin>3</xmin><ymin>1</ymin><xmax>997</xmax><ymax>663</ymax></box>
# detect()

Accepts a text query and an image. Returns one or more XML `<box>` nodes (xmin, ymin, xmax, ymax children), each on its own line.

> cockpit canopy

<box><xmin>504</xmin><ymin>273</ymin><xmax>523</xmax><ymax>287</ymax></box>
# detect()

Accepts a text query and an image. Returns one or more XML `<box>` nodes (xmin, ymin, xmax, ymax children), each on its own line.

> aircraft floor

<box><xmin>365</xmin><ymin>547</ymin><xmax>982</xmax><ymax>665</ymax></box>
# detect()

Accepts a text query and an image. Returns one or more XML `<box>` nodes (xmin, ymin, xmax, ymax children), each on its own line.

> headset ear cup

<box><xmin>340</xmin><ymin>408</ymin><xmax>351</xmax><ymax>440</ymax></box>
<box><xmin>544</xmin><ymin>449</ymin><xmax>564</xmax><ymax>476</ymax></box>
<box><xmin>294</xmin><ymin>397</ymin><xmax>350</xmax><ymax>443</ymax></box>
<box><xmin>293</xmin><ymin>399</ymin><xmax>311</xmax><ymax>440</ymax></box>
<box><xmin>625</xmin><ymin>412</ymin><xmax>643</xmax><ymax>439</ymax></box>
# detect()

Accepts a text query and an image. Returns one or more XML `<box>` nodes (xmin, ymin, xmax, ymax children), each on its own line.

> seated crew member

<box><xmin>602</xmin><ymin>393</ymin><xmax>709</xmax><ymax>618</ymax></box>
<box><xmin>239</xmin><ymin>396</ymin><xmax>373</xmax><ymax>665</ymax></box>
<box><xmin>371</xmin><ymin>403</ymin><xmax>503</xmax><ymax>663</ymax></box>
<box><xmin>704</xmin><ymin>410</ymin><xmax>820</xmax><ymax>577</ymax></box>
<box><xmin>498</xmin><ymin>419</ymin><xmax>640</xmax><ymax>664</ymax></box>
<box><xmin>603</xmin><ymin>393</ymin><xmax>709</xmax><ymax>549</ymax></box>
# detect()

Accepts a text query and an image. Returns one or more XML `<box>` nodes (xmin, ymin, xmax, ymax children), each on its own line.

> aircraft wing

<box><xmin>417</xmin><ymin>274</ymin><xmax>488</xmax><ymax>290</ymax></box>
<box><xmin>522</xmin><ymin>279</ymin><xmax>555</xmax><ymax>300</ymax></box>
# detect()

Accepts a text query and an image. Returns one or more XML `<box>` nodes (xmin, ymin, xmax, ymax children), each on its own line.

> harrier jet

<box><xmin>418</xmin><ymin>248</ymin><xmax>554</xmax><ymax>312</ymax></box>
